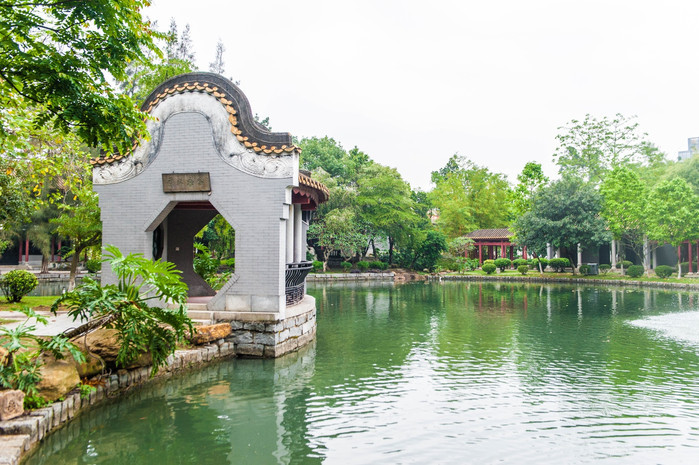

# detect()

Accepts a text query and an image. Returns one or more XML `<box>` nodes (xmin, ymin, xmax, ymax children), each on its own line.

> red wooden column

<box><xmin>24</xmin><ymin>238</ymin><xmax>29</xmax><ymax>263</ymax></box>
<box><xmin>478</xmin><ymin>244</ymin><xmax>483</xmax><ymax>264</ymax></box>
<box><xmin>690</xmin><ymin>241</ymin><xmax>694</xmax><ymax>273</ymax></box>
<box><xmin>501</xmin><ymin>242</ymin><xmax>506</xmax><ymax>258</ymax></box>
<box><xmin>523</xmin><ymin>246</ymin><xmax>528</xmax><ymax>260</ymax></box>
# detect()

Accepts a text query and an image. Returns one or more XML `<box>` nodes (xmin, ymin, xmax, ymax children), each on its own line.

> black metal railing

<box><xmin>285</xmin><ymin>261</ymin><xmax>312</xmax><ymax>306</ymax></box>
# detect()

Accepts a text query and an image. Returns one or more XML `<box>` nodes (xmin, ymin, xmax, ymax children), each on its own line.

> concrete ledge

<box><xmin>432</xmin><ymin>274</ymin><xmax>699</xmax><ymax>290</ymax></box>
<box><xmin>307</xmin><ymin>272</ymin><xmax>394</xmax><ymax>281</ymax></box>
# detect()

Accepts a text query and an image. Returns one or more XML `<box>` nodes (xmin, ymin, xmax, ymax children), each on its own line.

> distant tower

<box><xmin>678</xmin><ymin>137</ymin><xmax>699</xmax><ymax>161</ymax></box>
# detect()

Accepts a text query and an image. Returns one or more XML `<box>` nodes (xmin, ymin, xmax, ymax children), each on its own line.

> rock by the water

<box><xmin>36</xmin><ymin>358</ymin><xmax>80</xmax><ymax>402</ymax></box>
<box><xmin>74</xmin><ymin>352</ymin><xmax>105</xmax><ymax>378</ymax></box>
<box><xmin>72</xmin><ymin>328</ymin><xmax>151</xmax><ymax>370</ymax></box>
<box><xmin>190</xmin><ymin>323</ymin><xmax>232</xmax><ymax>345</ymax></box>
<box><xmin>0</xmin><ymin>389</ymin><xmax>25</xmax><ymax>421</ymax></box>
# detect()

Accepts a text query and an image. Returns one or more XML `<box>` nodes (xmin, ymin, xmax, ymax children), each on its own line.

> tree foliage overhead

<box><xmin>0</xmin><ymin>0</ymin><xmax>161</xmax><ymax>153</ymax></box>
<box><xmin>553</xmin><ymin>113</ymin><xmax>664</xmax><ymax>183</ymax></box>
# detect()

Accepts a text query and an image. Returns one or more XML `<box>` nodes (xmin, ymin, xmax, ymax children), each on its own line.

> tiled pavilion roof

<box><xmin>465</xmin><ymin>228</ymin><xmax>513</xmax><ymax>240</ymax></box>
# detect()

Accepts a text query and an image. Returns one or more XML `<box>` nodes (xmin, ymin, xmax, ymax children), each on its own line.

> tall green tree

<box><xmin>308</xmin><ymin>209</ymin><xmax>367</xmax><ymax>271</ymax></box>
<box><xmin>52</xmin><ymin>186</ymin><xmax>102</xmax><ymax>290</ymax></box>
<box><xmin>599</xmin><ymin>166</ymin><xmax>647</xmax><ymax>268</ymax></box>
<box><xmin>553</xmin><ymin>114</ymin><xmax>664</xmax><ymax>184</ymax></box>
<box><xmin>513</xmin><ymin>177</ymin><xmax>611</xmax><ymax>271</ymax></box>
<box><xmin>645</xmin><ymin>178</ymin><xmax>699</xmax><ymax>278</ymax></box>
<box><xmin>356</xmin><ymin>164</ymin><xmax>419</xmax><ymax>264</ymax></box>
<box><xmin>510</xmin><ymin>162</ymin><xmax>549</xmax><ymax>218</ymax></box>
<box><xmin>430</xmin><ymin>156</ymin><xmax>511</xmax><ymax>238</ymax></box>
<box><xmin>0</xmin><ymin>0</ymin><xmax>161</xmax><ymax>153</ymax></box>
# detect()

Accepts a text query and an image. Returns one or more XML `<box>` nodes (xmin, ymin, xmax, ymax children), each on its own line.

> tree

<box><xmin>209</xmin><ymin>39</ymin><xmax>226</xmax><ymax>74</ymax></box>
<box><xmin>510</xmin><ymin>162</ymin><xmax>549</xmax><ymax>218</ymax></box>
<box><xmin>298</xmin><ymin>137</ymin><xmax>365</xmax><ymax>181</ymax></box>
<box><xmin>430</xmin><ymin>156</ymin><xmax>512</xmax><ymax>238</ymax></box>
<box><xmin>52</xmin><ymin>187</ymin><xmax>102</xmax><ymax>291</ymax></box>
<box><xmin>645</xmin><ymin>178</ymin><xmax>699</xmax><ymax>278</ymax></box>
<box><xmin>399</xmin><ymin>230</ymin><xmax>447</xmax><ymax>271</ymax></box>
<box><xmin>0</xmin><ymin>0</ymin><xmax>161</xmax><ymax>153</ymax></box>
<box><xmin>176</xmin><ymin>24</ymin><xmax>196</xmax><ymax>63</ymax></box>
<box><xmin>513</xmin><ymin>177</ymin><xmax>611</xmax><ymax>272</ymax></box>
<box><xmin>357</xmin><ymin>164</ymin><xmax>419</xmax><ymax>264</ymax></box>
<box><xmin>599</xmin><ymin>166</ymin><xmax>647</xmax><ymax>270</ymax></box>
<box><xmin>119</xmin><ymin>18</ymin><xmax>196</xmax><ymax>104</ymax></box>
<box><xmin>308</xmin><ymin>209</ymin><xmax>368</xmax><ymax>271</ymax></box>
<box><xmin>553</xmin><ymin>114</ymin><xmax>664</xmax><ymax>184</ymax></box>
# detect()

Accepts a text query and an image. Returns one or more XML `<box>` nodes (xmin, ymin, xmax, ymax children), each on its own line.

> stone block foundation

<box><xmin>215</xmin><ymin>295</ymin><xmax>316</xmax><ymax>358</ymax></box>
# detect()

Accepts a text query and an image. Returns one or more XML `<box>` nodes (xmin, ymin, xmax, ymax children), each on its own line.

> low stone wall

<box><xmin>307</xmin><ymin>272</ymin><xmax>394</xmax><ymax>281</ymax></box>
<box><xmin>215</xmin><ymin>295</ymin><xmax>317</xmax><ymax>358</ymax></box>
<box><xmin>433</xmin><ymin>274</ymin><xmax>699</xmax><ymax>290</ymax></box>
<box><xmin>0</xmin><ymin>340</ymin><xmax>236</xmax><ymax>465</ymax></box>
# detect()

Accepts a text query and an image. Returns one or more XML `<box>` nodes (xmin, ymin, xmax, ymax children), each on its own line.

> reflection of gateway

<box><xmin>91</xmin><ymin>72</ymin><xmax>328</xmax><ymax>358</ymax></box>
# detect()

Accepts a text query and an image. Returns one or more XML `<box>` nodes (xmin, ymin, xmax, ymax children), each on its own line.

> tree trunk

<box><xmin>678</xmin><ymin>256</ymin><xmax>682</xmax><ymax>279</ymax></box>
<box><xmin>41</xmin><ymin>254</ymin><xmax>49</xmax><ymax>274</ymax></box>
<box><xmin>371</xmin><ymin>238</ymin><xmax>377</xmax><ymax>259</ymax></box>
<box><xmin>388</xmin><ymin>237</ymin><xmax>394</xmax><ymax>265</ymax></box>
<box><xmin>322</xmin><ymin>248</ymin><xmax>330</xmax><ymax>272</ymax></box>
<box><xmin>567</xmin><ymin>252</ymin><xmax>576</xmax><ymax>275</ymax></box>
<box><xmin>68</xmin><ymin>246</ymin><xmax>81</xmax><ymax>291</ymax></box>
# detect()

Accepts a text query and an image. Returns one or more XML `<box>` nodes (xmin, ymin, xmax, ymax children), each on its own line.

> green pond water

<box><xmin>24</xmin><ymin>282</ymin><xmax>699</xmax><ymax>464</ymax></box>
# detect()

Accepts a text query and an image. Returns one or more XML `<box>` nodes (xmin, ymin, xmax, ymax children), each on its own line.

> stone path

<box><xmin>0</xmin><ymin>310</ymin><xmax>87</xmax><ymax>337</ymax></box>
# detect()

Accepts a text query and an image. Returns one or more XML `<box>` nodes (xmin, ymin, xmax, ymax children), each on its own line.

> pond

<box><xmin>24</xmin><ymin>282</ymin><xmax>699</xmax><ymax>464</ymax></box>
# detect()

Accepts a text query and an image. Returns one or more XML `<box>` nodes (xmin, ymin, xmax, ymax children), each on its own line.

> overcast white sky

<box><xmin>144</xmin><ymin>0</ymin><xmax>699</xmax><ymax>191</ymax></box>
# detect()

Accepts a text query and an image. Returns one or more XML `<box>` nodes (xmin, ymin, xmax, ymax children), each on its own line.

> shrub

<box><xmin>626</xmin><ymin>265</ymin><xmax>644</xmax><ymax>278</ymax></box>
<box><xmin>357</xmin><ymin>261</ymin><xmax>370</xmax><ymax>271</ymax></box>
<box><xmin>615</xmin><ymin>260</ymin><xmax>633</xmax><ymax>269</ymax></box>
<box><xmin>312</xmin><ymin>260</ymin><xmax>323</xmax><ymax>272</ymax></box>
<box><xmin>512</xmin><ymin>259</ymin><xmax>528</xmax><ymax>268</ymax></box>
<box><xmin>680</xmin><ymin>261</ymin><xmax>698</xmax><ymax>275</ymax></box>
<box><xmin>341</xmin><ymin>261</ymin><xmax>352</xmax><ymax>272</ymax></box>
<box><xmin>549</xmin><ymin>258</ymin><xmax>569</xmax><ymax>272</ymax></box>
<box><xmin>494</xmin><ymin>258</ymin><xmax>512</xmax><ymax>271</ymax></box>
<box><xmin>528</xmin><ymin>258</ymin><xmax>549</xmax><ymax>270</ymax></box>
<box><xmin>517</xmin><ymin>265</ymin><xmax>528</xmax><ymax>275</ymax></box>
<box><xmin>599</xmin><ymin>264</ymin><xmax>611</xmax><ymax>274</ymax></box>
<box><xmin>482</xmin><ymin>263</ymin><xmax>496</xmax><ymax>274</ymax></box>
<box><xmin>483</xmin><ymin>259</ymin><xmax>495</xmax><ymax>266</ymax></box>
<box><xmin>654</xmin><ymin>265</ymin><xmax>674</xmax><ymax>279</ymax></box>
<box><xmin>579</xmin><ymin>264</ymin><xmax>590</xmax><ymax>275</ymax></box>
<box><xmin>0</xmin><ymin>270</ymin><xmax>38</xmax><ymax>303</ymax></box>
<box><xmin>53</xmin><ymin>245</ymin><xmax>192</xmax><ymax>376</ymax></box>
<box><xmin>465</xmin><ymin>258</ymin><xmax>480</xmax><ymax>271</ymax></box>
<box><xmin>370</xmin><ymin>261</ymin><xmax>389</xmax><ymax>271</ymax></box>
<box><xmin>85</xmin><ymin>258</ymin><xmax>101</xmax><ymax>274</ymax></box>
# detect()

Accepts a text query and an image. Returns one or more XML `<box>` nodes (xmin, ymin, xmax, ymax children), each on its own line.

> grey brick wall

<box><xmin>96</xmin><ymin>110</ymin><xmax>292</xmax><ymax>313</ymax></box>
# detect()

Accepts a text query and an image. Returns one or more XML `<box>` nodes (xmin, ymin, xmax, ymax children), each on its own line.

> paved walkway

<box><xmin>0</xmin><ymin>309</ymin><xmax>88</xmax><ymax>336</ymax></box>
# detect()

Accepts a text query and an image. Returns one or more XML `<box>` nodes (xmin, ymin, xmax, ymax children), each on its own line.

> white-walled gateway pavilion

<box><xmin>91</xmin><ymin>72</ymin><xmax>328</xmax><ymax>357</ymax></box>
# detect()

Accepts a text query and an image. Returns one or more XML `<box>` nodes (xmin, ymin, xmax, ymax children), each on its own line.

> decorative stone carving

<box><xmin>94</xmin><ymin>86</ymin><xmax>295</xmax><ymax>184</ymax></box>
<box><xmin>0</xmin><ymin>390</ymin><xmax>25</xmax><ymax>421</ymax></box>
<box><xmin>229</xmin><ymin>147</ymin><xmax>294</xmax><ymax>178</ymax></box>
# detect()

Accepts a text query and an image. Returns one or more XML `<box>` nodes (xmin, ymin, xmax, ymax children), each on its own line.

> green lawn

<box><xmin>0</xmin><ymin>295</ymin><xmax>60</xmax><ymax>312</ymax></box>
